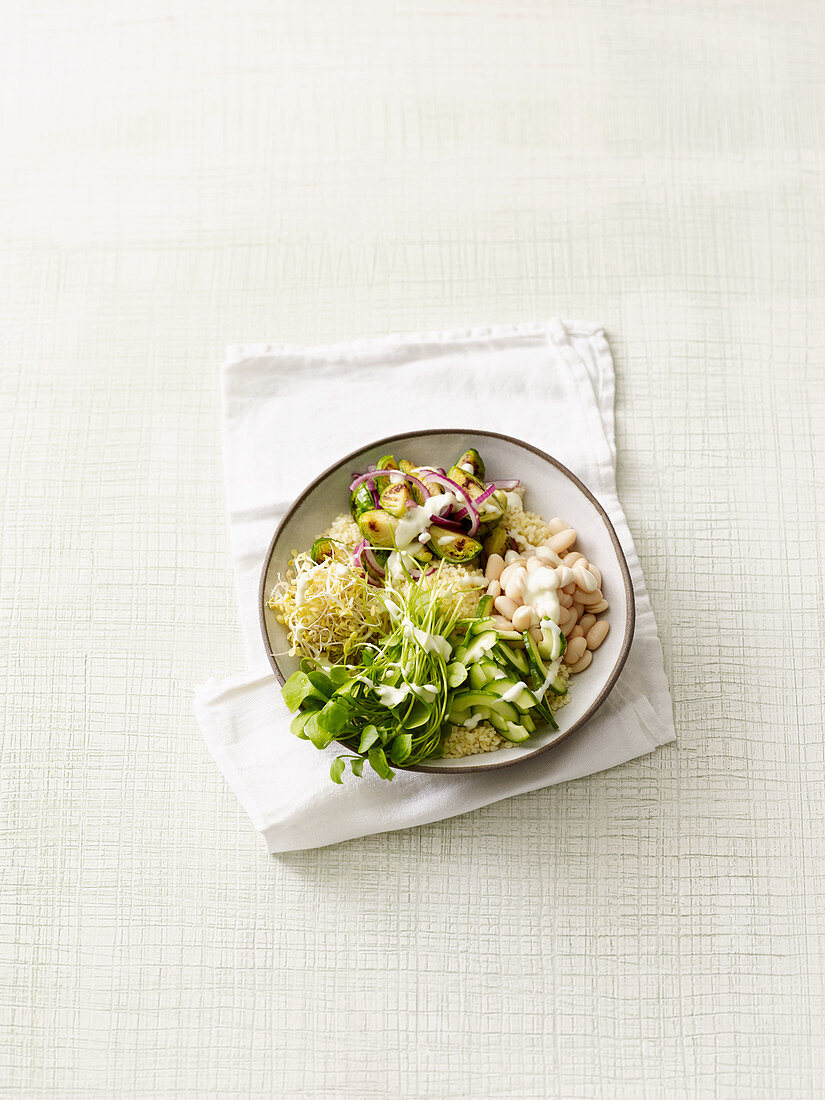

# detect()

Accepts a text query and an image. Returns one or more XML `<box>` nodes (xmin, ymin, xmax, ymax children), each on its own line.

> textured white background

<box><xmin>1</xmin><ymin>2</ymin><xmax>824</xmax><ymax>1097</ymax></box>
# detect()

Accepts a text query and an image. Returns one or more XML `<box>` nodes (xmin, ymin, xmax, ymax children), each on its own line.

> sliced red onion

<box><xmin>352</xmin><ymin>538</ymin><xmax>368</xmax><ymax>569</ymax></box>
<box><xmin>489</xmin><ymin>479</ymin><xmax>521</xmax><ymax>490</ymax></box>
<box><xmin>430</xmin><ymin>514</ymin><xmax>465</xmax><ymax>532</ymax></box>
<box><xmin>362</xmin><ymin>547</ymin><xmax>386</xmax><ymax>579</ymax></box>
<box><xmin>475</xmin><ymin>484</ymin><xmax>496</xmax><ymax>505</ymax></box>
<box><xmin>349</xmin><ymin>468</ymin><xmax>431</xmax><ymax>501</ymax></box>
<box><xmin>416</xmin><ymin>473</ymin><xmax>479</xmax><ymax>535</ymax></box>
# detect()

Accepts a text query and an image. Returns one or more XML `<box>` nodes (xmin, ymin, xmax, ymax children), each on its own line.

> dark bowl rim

<box><xmin>258</xmin><ymin>428</ymin><xmax>636</xmax><ymax>774</ymax></box>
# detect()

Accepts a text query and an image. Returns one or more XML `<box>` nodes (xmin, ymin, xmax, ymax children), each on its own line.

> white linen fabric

<box><xmin>195</xmin><ymin>321</ymin><xmax>674</xmax><ymax>852</ymax></box>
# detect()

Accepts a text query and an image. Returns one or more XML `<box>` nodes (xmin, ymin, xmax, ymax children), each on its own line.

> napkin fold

<box><xmin>195</xmin><ymin>320</ymin><xmax>675</xmax><ymax>853</ymax></box>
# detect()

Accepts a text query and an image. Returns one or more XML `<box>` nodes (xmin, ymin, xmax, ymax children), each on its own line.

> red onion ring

<box><xmin>415</xmin><ymin>473</ymin><xmax>479</xmax><ymax>535</ymax></box>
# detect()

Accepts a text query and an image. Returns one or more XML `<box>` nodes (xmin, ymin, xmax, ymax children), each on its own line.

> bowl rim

<box><xmin>258</xmin><ymin>428</ymin><xmax>636</xmax><ymax>774</ymax></box>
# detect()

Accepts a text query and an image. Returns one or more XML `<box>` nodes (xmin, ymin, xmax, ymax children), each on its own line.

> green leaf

<box><xmin>389</xmin><ymin>732</ymin><xmax>412</xmax><ymax>764</ymax></box>
<box><xmin>446</xmin><ymin>661</ymin><xmax>468</xmax><ymax>688</ymax></box>
<box><xmin>281</xmin><ymin>671</ymin><xmax>320</xmax><ymax>713</ymax></box>
<box><xmin>404</xmin><ymin>698</ymin><xmax>431</xmax><ymax>729</ymax></box>
<box><xmin>358</xmin><ymin>724</ymin><xmax>380</xmax><ymax>753</ymax></box>
<box><xmin>350</xmin><ymin>757</ymin><xmax>365</xmax><ymax>778</ymax></box>
<box><xmin>290</xmin><ymin>711</ymin><xmax>314</xmax><ymax>740</ymax></box>
<box><xmin>318</xmin><ymin>699</ymin><xmax>348</xmax><ymax>736</ymax></box>
<box><xmin>329</xmin><ymin>757</ymin><xmax>346</xmax><ymax>784</ymax></box>
<box><xmin>307</xmin><ymin>670</ymin><xmax>335</xmax><ymax>698</ymax></box>
<box><xmin>329</xmin><ymin>665</ymin><xmax>350</xmax><ymax>687</ymax></box>
<box><xmin>305</xmin><ymin>713</ymin><xmax>334</xmax><ymax>750</ymax></box>
<box><xmin>368</xmin><ymin>745</ymin><xmax>394</xmax><ymax>781</ymax></box>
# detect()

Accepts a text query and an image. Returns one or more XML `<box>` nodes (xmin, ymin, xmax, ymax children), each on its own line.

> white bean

<box><xmin>564</xmin><ymin>636</ymin><xmax>587</xmax><ymax>665</ymax></box>
<box><xmin>494</xmin><ymin>595</ymin><xmax>519</xmax><ymax>620</ymax></box>
<box><xmin>535</xmin><ymin>545</ymin><xmax>562</xmax><ymax>567</ymax></box>
<box><xmin>569</xmin><ymin>650</ymin><xmax>593</xmax><ymax>674</ymax></box>
<box><xmin>504</xmin><ymin>549</ymin><xmax>521</xmax><ymax>564</ymax></box>
<box><xmin>588</xmin><ymin>563</ymin><xmax>602</xmax><ymax>588</ymax></box>
<box><xmin>556</xmin><ymin>566</ymin><xmax>576</xmax><ymax>587</ymax></box>
<box><xmin>526</xmin><ymin>556</ymin><xmax>544</xmax><ymax>573</ymax></box>
<box><xmin>546</xmin><ymin>528</ymin><xmax>577</xmax><ymax>554</ymax></box>
<box><xmin>577</xmin><ymin>588</ymin><xmax>604</xmax><ymax>607</ymax></box>
<box><xmin>504</xmin><ymin>572</ymin><xmax>526</xmax><ymax>602</ymax></box>
<box><xmin>586</xmin><ymin>620</ymin><xmax>610</xmax><ymax>650</ymax></box>
<box><xmin>547</xmin><ymin>517</ymin><xmax>568</xmax><ymax>536</ymax></box>
<box><xmin>511</xmin><ymin>605</ymin><xmax>534</xmax><ymax>632</ymax></box>
<box><xmin>500</xmin><ymin>561</ymin><xmax>526</xmax><ymax>587</ymax></box>
<box><xmin>589</xmin><ymin>598</ymin><xmax>609</xmax><ymax>614</ymax></box>
<box><xmin>558</xmin><ymin>591</ymin><xmax>573</xmax><ymax>608</ymax></box>
<box><xmin>573</xmin><ymin>565</ymin><xmax>598</xmax><ymax>593</ymax></box>
<box><xmin>484</xmin><ymin>553</ymin><xmax>505</xmax><ymax>581</ymax></box>
<box><xmin>492</xmin><ymin>614</ymin><xmax>514</xmax><ymax>632</ymax></box>
<box><xmin>579</xmin><ymin>613</ymin><xmax>596</xmax><ymax>633</ymax></box>
<box><xmin>486</xmin><ymin>579</ymin><xmax>501</xmax><ymax>598</ymax></box>
<box><xmin>562</xmin><ymin>551</ymin><xmax>584</xmax><ymax>567</ymax></box>
<box><xmin>568</xmin><ymin>625</ymin><xmax>585</xmax><ymax>640</ymax></box>
<box><xmin>528</xmin><ymin>625</ymin><xmax>543</xmax><ymax>643</ymax></box>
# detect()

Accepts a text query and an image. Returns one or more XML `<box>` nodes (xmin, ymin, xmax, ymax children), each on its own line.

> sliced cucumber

<box><xmin>485</xmin><ymin>678</ymin><xmax>539</xmax><ymax>712</ymax></box>
<box><xmin>448</xmin><ymin>690</ymin><xmax>519</xmax><ymax>725</ymax></box>
<box><xmin>494</xmin><ymin>642</ymin><xmax>530</xmax><ymax>678</ymax></box>
<box><xmin>500</xmin><ymin>722</ymin><xmax>533</xmax><ymax>744</ymax></box>
<box><xmin>468</xmin><ymin>664</ymin><xmax>488</xmax><ymax>691</ymax></box>
<box><xmin>475</xmin><ymin>593</ymin><xmax>494</xmax><ymax>619</ymax></box>
<box><xmin>455</xmin><ymin>630</ymin><xmax>498</xmax><ymax>665</ymax></box>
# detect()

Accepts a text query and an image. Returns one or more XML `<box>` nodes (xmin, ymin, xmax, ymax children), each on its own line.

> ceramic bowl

<box><xmin>259</xmin><ymin>429</ymin><xmax>635</xmax><ymax>773</ymax></box>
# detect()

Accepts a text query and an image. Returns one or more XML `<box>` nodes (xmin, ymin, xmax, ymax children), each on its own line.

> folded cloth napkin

<box><xmin>195</xmin><ymin>320</ymin><xmax>675</xmax><ymax>853</ymax></box>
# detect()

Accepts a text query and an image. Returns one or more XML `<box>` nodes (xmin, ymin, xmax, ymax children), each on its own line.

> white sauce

<box><xmin>393</xmin><ymin>492</ymin><xmax>459</xmax><ymax>549</ymax></box>
<box><xmin>295</xmin><ymin>570</ymin><xmax>314</xmax><ymax>606</ymax></box>
<box><xmin>375</xmin><ymin>683</ymin><xmax>410</xmax><ymax>707</ymax></box>
<box><xmin>401</xmin><ymin>617</ymin><xmax>452</xmax><ymax>660</ymax></box>
<box><xmin>459</xmin><ymin>462</ymin><xmax>474</xmax><ymax>474</ymax></box>
<box><xmin>501</xmin><ymin>680</ymin><xmax>528</xmax><ymax>703</ymax></box>
<box><xmin>535</xmin><ymin>658</ymin><xmax>561</xmax><ymax>701</ymax></box>
<box><xmin>462</xmin><ymin>712</ymin><xmax>484</xmax><ymax>729</ymax></box>
<box><xmin>521</xmin><ymin>565</ymin><xmax>561</xmax><ymax>624</ymax></box>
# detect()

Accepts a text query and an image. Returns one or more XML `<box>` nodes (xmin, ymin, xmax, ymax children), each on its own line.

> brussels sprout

<box><xmin>357</xmin><ymin>509</ymin><xmax>398</xmax><ymax>548</ymax></box>
<box><xmin>482</xmin><ymin>526</ymin><xmax>517</xmax><ymax>559</ymax></box>
<box><xmin>380</xmin><ymin>482</ymin><xmax>415</xmax><ymax>517</ymax></box>
<box><xmin>310</xmin><ymin>537</ymin><xmax>342</xmax><ymax>563</ymax></box>
<box><xmin>349</xmin><ymin>483</ymin><xmax>375</xmax><ymax>520</ymax></box>
<box><xmin>428</xmin><ymin>524</ymin><xmax>483</xmax><ymax>564</ymax></box>
<box><xmin>455</xmin><ymin>448</ymin><xmax>485</xmax><ymax>480</ymax></box>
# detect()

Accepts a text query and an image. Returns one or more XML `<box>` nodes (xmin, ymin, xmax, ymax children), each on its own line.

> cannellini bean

<box><xmin>546</xmin><ymin>528</ymin><xmax>577</xmax><ymax>554</ymax></box>
<box><xmin>568</xmin><ymin>625</ymin><xmax>585</xmax><ymax>640</ymax></box>
<box><xmin>573</xmin><ymin>565</ymin><xmax>598</xmax><ymax>593</ymax></box>
<box><xmin>589</xmin><ymin>598</ymin><xmax>609</xmax><ymax>614</ymax></box>
<box><xmin>562</xmin><ymin>551</ymin><xmax>583</xmax><ymax>567</ymax></box>
<box><xmin>528</xmin><ymin>625</ymin><xmax>543</xmax><ymax>643</ymax></box>
<box><xmin>492</xmin><ymin>614</ymin><xmax>514</xmax><ymax>632</ymax></box>
<box><xmin>494</xmin><ymin>595</ymin><xmax>519</xmax><ymax>620</ymax></box>
<box><xmin>485</xmin><ymin>553</ymin><xmax>505</xmax><ymax>581</ymax></box>
<box><xmin>558</xmin><ymin>591</ymin><xmax>573</xmax><ymax>608</ymax></box>
<box><xmin>500</xmin><ymin>561</ymin><xmax>526</xmax><ymax>587</ymax></box>
<box><xmin>579</xmin><ymin>613</ymin><xmax>596</xmax><ymax>633</ymax></box>
<box><xmin>559</xmin><ymin>606</ymin><xmax>576</xmax><ymax>632</ymax></box>
<box><xmin>588</xmin><ymin>563</ymin><xmax>602</xmax><ymax>588</ymax></box>
<box><xmin>572</xmin><ymin>600</ymin><xmax>585</xmax><ymax>620</ymax></box>
<box><xmin>562</xmin><ymin>581</ymin><xmax>577</xmax><ymax>596</ymax></box>
<box><xmin>486</xmin><ymin>579</ymin><xmax>501</xmax><ymax>598</ymax></box>
<box><xmin>556</xmin><ymin>566</ymin><xmax>576</xmax><ymax>587</ymax></box>
<box><xmin>504</xmin><ymin>572</ymin><xmax>526</xmax><ymax>601</ymax></box>
<box><xmin>504</xmin><ymin>549</ymin><xmax>521</xmax><ymax>564</ymax></box>
<box><xmin>526</xmin><ymin>556</ymin><xmax>544</xmax><ymax>573</ymax></box>
<box><xmin>511</xmin><ymin>605</ymin><xmax>534</xmax><ymax>632</ymax></box>
<box><xmin>569</xmin><ymin>650</ymin><xmax>593</xmax><ymax>674</ymax></box>
<box><xmin>547</xmin><ymin>517</ymin><xmax>568</xmax><ymax>536</ymax></box>
<box><xmin>577</xmin><ymin>588</ymin><xmax>604</xmax><ymax>607</ymax></box>
<box><xmin>535</xmin><ymin>545</ymin><xmax>562</xmax><ymax>566</ymax></box>
<box><xmin>564</xmin><ymin>636</ymin><xmax>587</xmax><ymax>665</ymax></box>
<box><xmin>586</xmin><ymin>620</ymin><xmax>610</xmax><ymax>650</ymax></box>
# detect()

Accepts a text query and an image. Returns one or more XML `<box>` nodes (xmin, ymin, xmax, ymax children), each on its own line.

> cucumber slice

<box><xmin>448</xmin><ymin>690</ymin><xmax>520</xmax><ymax>725</ymax></box>
<box><xmin>494</xmin><ymin>642</ymin><xmax>530</xmax><ymax>677</ymax></box>
<box><xmin>468</xmin><ymin>664</ymin><xmax>488</xmax><ymax>691</ymax></box>
<box><xmin>457</xmin><ymin>630</ymin><xmax>498</xmax><ymax>665</ymax></box>
<box><xmin>500</xmin><ymin>722</ymin><xmax>532</xmax><ymax>744</ymax></box>
<box><xmin>475</xmin><ymin>594</ymin><xmax>494</xmax><ymax>619</ymax></box>
<box><xmin>486</xmin><ymin>679</ymin><xmax>539</xmax><ymax>712</ymax></box>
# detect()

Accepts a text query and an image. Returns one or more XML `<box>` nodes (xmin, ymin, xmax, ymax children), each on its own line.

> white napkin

<box><xmin>195</xmin><ymin>320</ymin><xmax>675</xmax><ymax>853</ymax></box>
